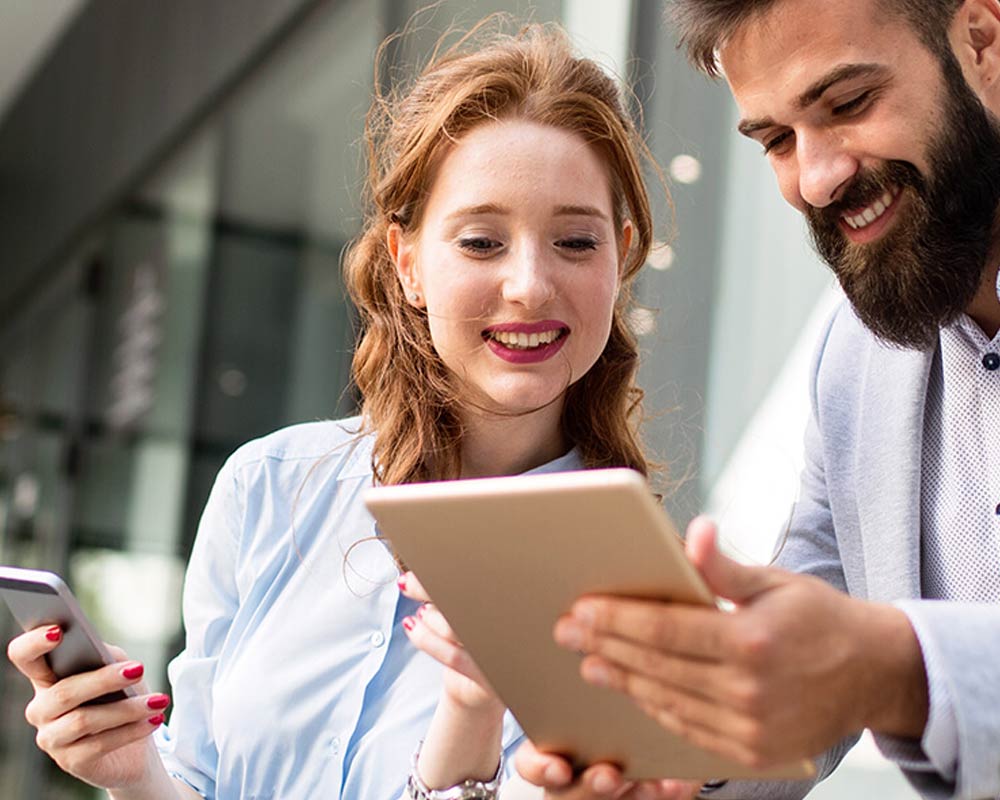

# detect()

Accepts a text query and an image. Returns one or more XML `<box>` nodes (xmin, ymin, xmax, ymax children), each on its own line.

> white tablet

<box><xmin>365</xmin><ymin>468</ymin><xmax>813</xmax><ymax>781</ymax></box>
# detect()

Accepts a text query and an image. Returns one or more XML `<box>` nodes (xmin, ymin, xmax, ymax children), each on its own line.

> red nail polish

<box><xmin>148</xmin><ymin>714</ymin><xmax>165</xmax><ymax>726</ymax></box>
<box><xmin>147</xmin><ymin>695</ymin><xmax>170</xmax><ymax>710</ymax></box>
<box><xmin>402</xmin><ymin>616</ymin><xmax>415</xmax><ymax>632</ymax></box>
<box><xmin>397</xmin><ymin>574</ymin><xmax>407</xmax><ymax>592</ymax></box>
<box><xmin>45</xmin><ymin>626</ymin><xmax>61</xmax><ymax>642</ymax></box>
<box><xmin>122</xmin><ymin>663</ymin><xmax>144</xmax><ymax>680</ymax></box>
<box><xmin>416</xmin><ymin>605</ymin><xmax>426</xmax><ymax>619</ymax></box>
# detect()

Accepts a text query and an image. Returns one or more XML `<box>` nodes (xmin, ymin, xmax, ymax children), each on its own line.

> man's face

<box><xmin>720</xmin><ymin>0</ymin><xmax>1000</xmax><ymax>348</ymax></box>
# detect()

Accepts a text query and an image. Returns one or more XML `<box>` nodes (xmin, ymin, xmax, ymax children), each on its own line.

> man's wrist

<box><xmin>859</xmin><ymin>602</ymin><xmax>929</xmax><ymax>739</ymax></box>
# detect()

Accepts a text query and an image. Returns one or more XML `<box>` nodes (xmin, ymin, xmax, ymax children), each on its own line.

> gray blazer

<box><xmin>707</xmin><ymin>302</ymin><xmax>1000</xmax><ymax>800</ymax></box>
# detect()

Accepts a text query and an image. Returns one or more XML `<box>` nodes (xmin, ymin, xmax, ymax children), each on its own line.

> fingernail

<box><xmin>553</xmin><ymin>619</ymin><xmax>582</xmax><ymax>650</ymax></box>
<box><xmin>146</xmin><ymin>694</ymin><xmax>170</xmax><ymax>710</ymax></box>
<box><xmin>148</xmin><ymin>714</ymin><xmax>165</xmax><ymax>726</ymax></box>
<box><xmin>582</xmin><ymin>660</ymin><xmax>611</xmax><ymax>687</ymax></box>
<box><xmin>402</xmin><ymin>616</ymin><xmax>415</xmax><ymax>632</ymax></box>
<box><xmin>45</xmin><ymin>626</ymin><xmax>61</xmax><ymax>642</ymax></box>
<box><xmin>592</xmin><ymin>771</ymin><xmax>618</xmax><ymax>794</ymax></box>
<box><xmin>634</xmin><ymin>785</ymin><xmax>656</xmax><ymax>800</ymax></box>
<box><xmin>416</xmin><ymin>605</ymin><xmax>426</xmax><ymax>619</ymax></box>
<box><xmin>544</xmin><ymin>762</ymin><xmax>569</xmax><ymax>785</ymax></box>
<box><xmin>397</xmin><ymin>574</ymin><xmax>407</xmax><ymax>592</ymax></box>
<box><xmin>122</xmin><ymin>663</ymin><xmax>144</xmax><ymax>680</ymax></box>
<box><xmin>573</xmin><ymin>602</ymin><xmax>596</xmax><ymax>626</ymax></box>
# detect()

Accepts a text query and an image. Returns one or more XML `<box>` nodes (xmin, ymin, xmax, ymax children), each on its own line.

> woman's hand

<box><xmin>7</xmin><ymin>624</ymin><xmax>170</xmax><ymax>790</ymax></box>
<box><xmin>398</xmin><ymin>571</ymin><xmax>503</xmax><ymax>717</ymax></box>
<box><xmin>398</xmin><ymin>571</ymin><xmax>507</xmax><ymax>789</ymax></box>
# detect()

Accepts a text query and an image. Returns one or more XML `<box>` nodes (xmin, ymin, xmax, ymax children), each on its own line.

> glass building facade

<box><xmin>0</xmin><ymin>1</ymin><xmax>917</xmax><ymax>797</ymax></box>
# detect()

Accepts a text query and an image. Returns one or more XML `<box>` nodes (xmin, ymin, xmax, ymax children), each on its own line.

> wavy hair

<box><xmin>344</xmin><ymin>18</ymin><xmax>664</xmax><ymax>486</ymax></box>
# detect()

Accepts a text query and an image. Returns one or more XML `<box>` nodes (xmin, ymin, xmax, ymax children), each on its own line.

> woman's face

<box><xmin>389</xmin><ymin>119</ymin><xmax>629</xmax><ymax>416</ymax></box>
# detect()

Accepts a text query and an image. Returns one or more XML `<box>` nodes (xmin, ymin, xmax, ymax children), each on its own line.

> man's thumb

<box><xmin>685</xmin><ymin>516</ymin><xmax>778</xmax><ymax>603</ymax></box>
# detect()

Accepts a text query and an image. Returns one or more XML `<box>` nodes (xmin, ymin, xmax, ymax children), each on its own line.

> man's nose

<box><xmin>796</xmin><ymin>131</ymin><xmax>857</xmax><ymax>210</ymax></box>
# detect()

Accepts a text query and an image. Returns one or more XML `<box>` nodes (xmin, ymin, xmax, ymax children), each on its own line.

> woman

<box><xmin>8</xmin><ymin>20</ymin><xmax>671</xmax><ymax>800</ymax></box>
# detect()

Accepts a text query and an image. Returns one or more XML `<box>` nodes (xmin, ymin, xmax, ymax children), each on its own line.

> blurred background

<box><xmin>0</xmin><ymin>0</ymin><xmax>916</xmax><ymax>797</ymax></box>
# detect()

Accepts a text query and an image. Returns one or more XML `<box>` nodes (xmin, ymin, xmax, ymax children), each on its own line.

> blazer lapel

<box><xmin>855</xmin><ymin>340</ymin><xmax>935</xmax><ymax>602</ymax></box>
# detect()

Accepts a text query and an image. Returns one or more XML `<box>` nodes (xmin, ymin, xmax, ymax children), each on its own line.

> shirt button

<box><xmin>983</xmin><ymin>352</ymin><xmax>1000</xmax><ymax>370</ymax></box>
<box><xmin>329</xmin><ymin>736</ymin><xmax>340</xmax><ymax>754</ymax></box>
<box><xmin>369</xmin><ymin>631</ymin><xmax>386</xmax><ymax>648</ymax></box>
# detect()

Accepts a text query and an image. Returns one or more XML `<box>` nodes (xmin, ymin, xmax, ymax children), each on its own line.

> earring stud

<box><xmin>408</xmin><ymin>291</ymin><xmax>420</xmax><ymax>302</ymax></box>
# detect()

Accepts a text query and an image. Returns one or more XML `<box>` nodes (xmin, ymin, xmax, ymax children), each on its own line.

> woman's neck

<box><xmin>458</xmin><ymin>401</ymin><xmax>569</xmax><ymax>479</ymax></box>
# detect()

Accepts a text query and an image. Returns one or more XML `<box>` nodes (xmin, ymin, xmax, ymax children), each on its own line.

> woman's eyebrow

<box><xmin>444</xmin><ymin>203</ymin><xmax>509</xmax><ymax>221</ymax></box>
<box><xmin>444</xmin><ymin>203</ymin><xmax>609</xmax><ymax>221</ymax></box>
<box><xmin>554</xmin><ymin>204</ymin><xmax>608</xmax><ymax>220</ymax></box>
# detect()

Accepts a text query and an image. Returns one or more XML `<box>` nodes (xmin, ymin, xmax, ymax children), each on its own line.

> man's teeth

<box><xmin>843</xmin><ymin>188</ymin><xmax>899</xmax><ymax>230</ymax></box>
<box><xmin>489</xmin><ymin>329</ymin><xmax>562</xmax><ymax>349</ymax></box>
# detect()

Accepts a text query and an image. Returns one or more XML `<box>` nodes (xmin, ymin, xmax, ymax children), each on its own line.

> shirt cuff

<box><xmin>873</xmin><ymin>601</ymin><xmax>958</xmax><ymax>780</ymax></box>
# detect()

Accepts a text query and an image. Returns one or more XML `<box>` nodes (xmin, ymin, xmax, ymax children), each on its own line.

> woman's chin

<box><xmin>469</xmin><ymin>384</ymin><xmax>567</xmax><ymax>419</ymax></box>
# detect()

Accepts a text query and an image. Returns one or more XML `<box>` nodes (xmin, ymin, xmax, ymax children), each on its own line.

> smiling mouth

<box><xmin>483</xmin><ymin>328</ymin><xmax>568</xmax><ymax>350</ymax></box>
<box><xmin>841</xmin><ymin>186</ymin><xmax>901</xmax><ymax>231</ymax></box>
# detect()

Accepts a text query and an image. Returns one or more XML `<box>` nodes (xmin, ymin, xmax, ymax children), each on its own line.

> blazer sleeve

<box><xmin>880</xmin><ymin>599</ymin><xmax>1000</xmax><ymax>800</ymax></box>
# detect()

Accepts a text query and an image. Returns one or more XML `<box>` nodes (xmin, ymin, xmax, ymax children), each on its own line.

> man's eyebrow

<box><xmin>736</xmin><ymin>63</ymin><xmax>889</xmax><ymax>139</ymax></box>
<box><xmin>795</xmin><ymin>63</ymin><xmax>887</xmax><ymax>109</ymax></box>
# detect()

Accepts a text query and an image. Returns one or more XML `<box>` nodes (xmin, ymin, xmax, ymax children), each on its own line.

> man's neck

<box><xmin>966</xmin><ymin>256</ymin><xmax>1000</xmax><ymax>339</ymax></box>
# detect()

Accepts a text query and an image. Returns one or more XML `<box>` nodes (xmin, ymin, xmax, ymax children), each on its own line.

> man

<box><xmin>516</xmin><ymin>0</ymin><xmax>1000</xmax><ymax>798</ymax></box>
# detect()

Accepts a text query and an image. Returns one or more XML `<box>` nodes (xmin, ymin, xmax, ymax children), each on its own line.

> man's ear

<box><xmin>951</xmin><ymin>0</ymin><xmax>1000</xmax><ymax>100</ymax></box>
<box><xmin>386</xmin><ymin>223</ymin><xmax>424</xmax><ymax>307</ymax></box>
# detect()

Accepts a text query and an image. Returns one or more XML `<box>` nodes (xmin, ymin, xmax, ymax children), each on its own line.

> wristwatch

<box><xmin>406</xmin><ymin>743</ymin><xmax>503</xmax><ymax>800</ymax></box>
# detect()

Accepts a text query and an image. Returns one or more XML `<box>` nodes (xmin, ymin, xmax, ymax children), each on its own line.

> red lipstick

<box><xmin>483</xmin><ymin>319</ymin><xmax>569</xmax><ymax>364</ymax></box>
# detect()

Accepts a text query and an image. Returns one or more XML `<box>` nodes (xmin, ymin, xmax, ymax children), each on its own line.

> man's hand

<box><xmin>552</xmin><ymin>517</ymin><xmax>929</xmax><ymax>769</ymax></box>
<box><xmin>514</xmin><ymin>741</ymin><xmax>700</xmax><ymax>799</ymax></box>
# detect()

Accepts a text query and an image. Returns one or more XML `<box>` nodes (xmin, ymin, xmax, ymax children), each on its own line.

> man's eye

<box><xmin>763</xmin><ymin>131</ymin><xmax>793</xmax><ymax>155</ymax></box>
<box><xmin>833</xmin><ymin>91</ymin><xmax>873</xmax><ymax>116</ymax></box>
<box><xmin>457</xmin><ymin>237</ymin><xmax>501</xmax><ymax>254</ymax></box>
<box><xmin>557</xmin><ymin>237</ymin><xmax>599</xmax><ymax>251</ymax></box>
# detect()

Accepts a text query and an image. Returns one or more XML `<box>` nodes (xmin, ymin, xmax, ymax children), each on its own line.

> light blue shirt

<box><xmin>154</xmin><ymin>417</ymin><xmax>584</xmax><ymax>799</ymax></box>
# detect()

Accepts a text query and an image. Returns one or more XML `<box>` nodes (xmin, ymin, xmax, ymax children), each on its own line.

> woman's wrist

<box><xmin>106</xmin><ymin>741</ymin><xmax>192</xmax><ymax>800</ymax></box>
<box><xmin>415</xmin><ymin>692</ymin><xmax>506</xmax><ymax>788</ymax></box>
<box><xmin>437</xmin><ymin>689</ymin><xmax>506</xmax><ymax>727</ymax></box>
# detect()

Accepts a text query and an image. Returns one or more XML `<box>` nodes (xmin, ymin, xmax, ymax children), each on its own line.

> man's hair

<box><xmin>668</xmin><ymin>0</ymin><xmax>964</xmax><ymax>78</ymax></box>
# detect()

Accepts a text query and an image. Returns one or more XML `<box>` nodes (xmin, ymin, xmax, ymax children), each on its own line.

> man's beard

<box><xmin>806</xmin><ymin>58</ymin><xmax>1000</xmax><ymax>349</ymax></box>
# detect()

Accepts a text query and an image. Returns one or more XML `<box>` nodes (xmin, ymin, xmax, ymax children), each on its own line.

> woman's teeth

<box><xmin>488</xmin><ymin>329</ymin><xmax>563</xmax><ymax>350</ymax></box>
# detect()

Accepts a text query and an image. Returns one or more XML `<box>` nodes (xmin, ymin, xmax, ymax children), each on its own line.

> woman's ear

<box><xmin>618</xmin><ymin>219</ymin><xmax>635</xmax><ymax>277</ymax></box>
<box><xmin>951</xmin><ymin>0</ymin><xmax>1000</xmax><ymax>98</ymax></box>
<box><xmin>386</xmin><ymin>223</ymin><xmax>425</xmax><ymax>307</ymax></box>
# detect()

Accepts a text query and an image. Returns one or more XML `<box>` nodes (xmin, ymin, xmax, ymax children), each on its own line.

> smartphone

<box><xmin>0</xmin><ymin>566</ymin><xmax>135</xmax><ymax>704</ymax></box>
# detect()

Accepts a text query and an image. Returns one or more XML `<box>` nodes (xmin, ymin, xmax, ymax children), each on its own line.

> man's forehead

<box><xmin>719</xmin><ymin>0</ymin><xmax>899</xmax><ymax>104</ymax></box>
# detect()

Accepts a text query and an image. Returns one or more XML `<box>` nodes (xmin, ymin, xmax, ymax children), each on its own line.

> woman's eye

<box><xmin>457</xmin><ymin>237</ymin><xmax>502</xmax><ymax>255</ymax></box>
<box><xmin>557</xmin><ymin>237</ymin><xmax>599</xmax><ymax>252</ymax></box>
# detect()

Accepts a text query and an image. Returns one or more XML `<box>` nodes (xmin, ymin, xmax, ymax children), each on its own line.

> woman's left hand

<box><xmin>398</xmin><ymin>571</ymin><xmax>503</xmax><ymax>717</ymax></box>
